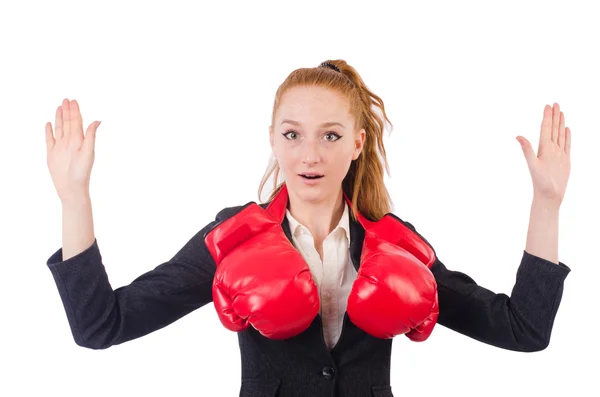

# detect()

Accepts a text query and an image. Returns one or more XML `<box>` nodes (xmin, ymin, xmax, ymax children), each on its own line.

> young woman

<box><xmin>45</xmin><ymin>60</ymin><xmax>572</xmax><ymax>397</ymax></box>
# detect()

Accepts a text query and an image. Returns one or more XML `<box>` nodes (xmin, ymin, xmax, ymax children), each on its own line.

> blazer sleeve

<box><xmin>404</xmin><ymin>221</ymin><xmax>571</xmax><ymax>352</ymax></box>
<box><xmin>45</xmin><ymin>206</ymin><xmax>240</xmax><ymax>350</ymax></box>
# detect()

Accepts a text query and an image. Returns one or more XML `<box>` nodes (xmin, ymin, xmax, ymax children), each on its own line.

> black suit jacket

<box><xmin>46</xmin><ymin>202</ymin><xmax>571</xmax><ymax>397</ymax></box>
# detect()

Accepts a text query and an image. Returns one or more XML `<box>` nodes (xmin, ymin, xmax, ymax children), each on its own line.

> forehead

<box><xmin>276</xmin><ymin>86</ymin><xmax>351</xmax><ymax>123</ymax></box>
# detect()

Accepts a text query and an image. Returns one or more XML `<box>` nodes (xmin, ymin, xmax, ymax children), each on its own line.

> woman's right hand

<box><xmin>45</xmin><ymin>99</ymin><xmax>102</xmax><ymax>203</ymax></box>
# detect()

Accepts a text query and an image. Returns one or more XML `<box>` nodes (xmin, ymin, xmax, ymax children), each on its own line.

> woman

<box><xmin>45</xmin><ymin>60</ymin><xmax>572</xmax><ymax>397</ymax></box>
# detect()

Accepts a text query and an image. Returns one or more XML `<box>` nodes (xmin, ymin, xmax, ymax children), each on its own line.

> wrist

<box><xmin>532</xmin><ymin>196</ymin><xmax>561</xmax><ymax>212</ymax></box>
<box><xmin>61</xmin><ymin>193</ymin><xmax>92</xmax><ymax>208</ymax></box>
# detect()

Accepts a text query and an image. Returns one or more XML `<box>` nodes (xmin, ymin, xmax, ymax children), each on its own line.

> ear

<box><xmin>352</xmin><ymin>128</ymin><xmax>366</xmax><ymax>160</ymax></box>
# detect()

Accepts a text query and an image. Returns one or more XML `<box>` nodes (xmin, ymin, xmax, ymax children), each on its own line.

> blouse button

<box><xmin>322</xmin><ymin>366</ymin><xmax>335</xmax><ymax>379</ymax></box>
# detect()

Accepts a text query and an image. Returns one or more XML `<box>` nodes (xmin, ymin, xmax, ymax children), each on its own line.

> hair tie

<box><xmin>319</xmin><ymin>62</ymin><xmax>340</xmax><ymax>73</ymax></box>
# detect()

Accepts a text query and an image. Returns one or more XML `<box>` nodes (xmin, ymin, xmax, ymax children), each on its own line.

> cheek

<box><xmin>327</xmin><ymin>151</ymin><xmax>354</xmax><ymax>177</ymax></box>
<box><xmin>338</xmin><ymin>156</ymin><xmax>354</xmax><ymax>176</ymax></box>
<box><xmin>275</xmin><ymin>149</ymin><xmax>294</xmax><ymax>176</ymax></box>
<box><xmin>337</xmin><ymin>145</ymin><xmax>357</xmax><ymax>164</ymax></box>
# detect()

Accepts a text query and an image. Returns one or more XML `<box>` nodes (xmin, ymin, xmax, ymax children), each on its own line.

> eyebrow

<box><xmin>280</xmin><ymin>119</ymin><xmax>345</xmax><ymax>129</ymax></box>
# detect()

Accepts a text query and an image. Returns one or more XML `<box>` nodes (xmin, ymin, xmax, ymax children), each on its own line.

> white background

<box><xmin>1</xmin><ymin>0</ymin><xmax>598</xmax><ymax>396</ymax></box>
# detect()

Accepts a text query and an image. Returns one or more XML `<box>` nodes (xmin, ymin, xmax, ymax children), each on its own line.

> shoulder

<box><xmin>210</xmin><ymin>201</ymin><xmax>271</xmax><ymax>224</ymax></box>
<box><xmin>385</xmin><ymin>212</ymin><xmax>417</xmax><ymax>232</ymax></box>
<box><xmin>386</xmin><ymin>213</ymin><xmax>437</xmax><ymax>252</ymax></box>
<box><xmin>202</xmin><ymin>201</ymin><xmax>275</xmax><ymax>256</ymax></box>
<box><xmin>213</xmin><ymin>202</ymin><xmax>254</xmax><ymax>221</ymax></box>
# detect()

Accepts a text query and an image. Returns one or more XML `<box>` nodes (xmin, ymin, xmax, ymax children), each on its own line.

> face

<box><xmin>269</xmin><ymin>85</ymin><xmax>366</xmax><ymax>204</ymax></box>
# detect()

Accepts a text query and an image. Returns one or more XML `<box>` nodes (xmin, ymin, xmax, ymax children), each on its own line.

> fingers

<box><xmin>45</xmin><ymin>122</ymin><xmax>55</xmax><ymax>155</ymax></box>
<box><xmin>558</xmin><ymin>111</ymin><xmax>565</xmax><ymax>149</ymax></box>
<box><xmin>540</xmin><ymin>104</ymin><xmax>552</xmax><ymax>144</ymax></box>
<box><xmin>84</xmin><ymin>121</ymin><xmax>101</xmax><ymax>151</ymax></box>
<box><xmin>71</xmin><ymin>100</ymin><xmax>84</xmax><ymax>139</ymax></box>
<box><xmin>565</xmin><ymin>127</ymin><xmax>571</xmax><ymax>156</ymax></box>
<box><xmin>54</xmin><ymin>98</ymin><xmax>85</xmax><ymax>144</ymax></box>
<box><xmin>55</xmin><ymin>104</ymin><xmax>63</xmax><ymax>139</ymax></box>
<box><xmin>551</xmin><ymin>103</ymin><xmax>560</xmax><ymax>143</ymax></box>
<box><xmin>62</xmin><ymin>98</ymin><xmax>71</xmax><ymax>137</ymax></box>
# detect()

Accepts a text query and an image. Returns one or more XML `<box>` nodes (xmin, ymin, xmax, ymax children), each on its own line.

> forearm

<box><xmin>47</xmin><ymin>206</ymin><xmax>226</xmax><ymax>349</ymax></box>
<box><xmin>524</xmin><ymin>198</ymin><xmax>560</xmax><ymax>265</ymax></box>
<box><xmin>62</xmin><ymin>195</ymin><xmax>96</xmax><ymax>261</ymax></box>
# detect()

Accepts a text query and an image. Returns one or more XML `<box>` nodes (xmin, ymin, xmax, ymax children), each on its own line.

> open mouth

<box><xmin>299</xmin><ymin>174</ymin><xmax>324</xmax><ymax>180</ymax></box>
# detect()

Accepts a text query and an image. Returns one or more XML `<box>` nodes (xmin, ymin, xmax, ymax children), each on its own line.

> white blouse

<box><xmin>285</xmin><ymin>202</ymin><xmax>357</xmax><ymax>350</ymax></box>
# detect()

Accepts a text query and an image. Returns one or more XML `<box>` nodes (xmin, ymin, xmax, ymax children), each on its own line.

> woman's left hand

<box><xmin>516</xmin><ymin>103</ymin><xmax>572</xmax><ymax>208</ymax></box>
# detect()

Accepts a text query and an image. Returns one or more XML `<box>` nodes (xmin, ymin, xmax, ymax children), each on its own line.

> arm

<box><xmin>524</xmin><ymin>198</ymin><xmax>559</xmax><ymax>264</ymax></box>
<box><xmin>424</xmin><ymin>103</ymin><xmax>571</xmax><ymax>351</ymax></box>
<box><xmin>61</xmin><ymin>195</ymin><xmax>95</xmax><ymax>262</ymax></box>
<box><xmin>46</xmin><ymin>205</ymin><xmax>243</xmax><ymax>350</ymax></box>
<box><xmin>403</xmin><ymin>221</ymin><xmax>570</xmax><ymax>352</ymax></box>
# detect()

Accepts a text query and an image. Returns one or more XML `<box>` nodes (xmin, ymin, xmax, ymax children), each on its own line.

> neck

<box><xmin>287</xmin><ymin>187</ymin><xmax>345</xmax><ymax>242</ymax></box>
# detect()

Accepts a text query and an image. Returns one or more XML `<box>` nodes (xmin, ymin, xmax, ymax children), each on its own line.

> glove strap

<box><xmin>265</xmin><ymin>182</ymin><xmax>377</xmax><ymax>232</ymax></box>
<box><xmin>342</xmin><ymin>190</ymin><xmax>375</xmax><ymax>231</ymax></box>
<box><xmin>265</xmin><ymin>183</ymin><xmax>289</xmax><ymax>222</ymax></box>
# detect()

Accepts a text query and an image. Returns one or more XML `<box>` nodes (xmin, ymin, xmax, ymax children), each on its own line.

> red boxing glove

<box><xmin>204</xmin><ymin>185</ymin><xmax>319</xmax><ymax>340</ymax></box>
<box><xmin>346</xmin><ymin>204</ymin><xmax>438</xmax><ymax>341</ymax></box>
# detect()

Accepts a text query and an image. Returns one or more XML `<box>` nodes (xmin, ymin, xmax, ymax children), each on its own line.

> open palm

<box><xmin>45</xmin><ymin>99</ymin><xmax>101</xmax><ymax>202</ymax></box>
<box><xmin>516</xmin><ymin>103</ymin><xmax>571</xmax><ymax>207</ymax></box>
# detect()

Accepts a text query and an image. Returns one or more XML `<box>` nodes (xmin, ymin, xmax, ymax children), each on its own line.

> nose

<box><xmin>300</xmin><ymin>139</ymin><xmax>321</xmax><ymax>165</ymax></box>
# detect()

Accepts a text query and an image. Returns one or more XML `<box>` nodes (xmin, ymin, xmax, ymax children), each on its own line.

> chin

<box><xmin>298</xmin><ymin>191</ymin><xmax>325</xmax><ymax>204</ymax></box>
<box><xmin>288</xmin><ymin>182</ymin><xmax>330</xmax><ymax>203</ymax></box>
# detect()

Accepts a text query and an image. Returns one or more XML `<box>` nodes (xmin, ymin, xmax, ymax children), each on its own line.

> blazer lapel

<box><xmin>348</xmin><ymin>214</ymin><xmax>364</xmax><ymax>272</ymax></box>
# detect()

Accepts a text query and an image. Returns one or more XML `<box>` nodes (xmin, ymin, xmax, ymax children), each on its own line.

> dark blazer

<box><xmin>46</xmin><ymin>202</ymin><xmax>571</xmax><ymax>397</ymax></box>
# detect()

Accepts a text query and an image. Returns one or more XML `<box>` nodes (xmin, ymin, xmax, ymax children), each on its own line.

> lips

<box><xmin>299</xmin><ymin>173</ymin><xmax>324</xmax><ymax>179</ymax></box>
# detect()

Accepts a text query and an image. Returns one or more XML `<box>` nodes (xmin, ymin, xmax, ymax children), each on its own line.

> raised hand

<box><xmin>45</xmin><ymin>99</ymin><xmax>101</xmax><ymax>203</ymax></box>
<box><xmin>516</xmin><ymin>103</ymin><xmax>572</xmax><ymax>207</ymax></box>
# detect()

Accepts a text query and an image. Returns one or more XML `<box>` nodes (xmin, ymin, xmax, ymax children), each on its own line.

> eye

<box><xmin>282</xmin><ymin>129</ymin><xmax>342</xmax><ymax>142</ymax></box>
<box><xmin>324</xmin><ymin>132</ymin><xmax>341</xmax><ymax>142</ymax></box>
<box><xmin>282</xmin><ymin>130</ymin><xmax>299</xmax><ymax>140</ymax></box>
